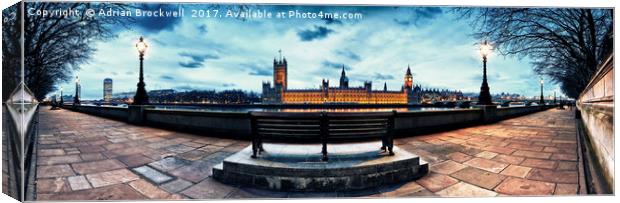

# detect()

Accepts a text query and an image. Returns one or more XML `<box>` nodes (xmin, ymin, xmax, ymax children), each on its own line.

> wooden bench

<box><xmin>249</xmin><ymin>111</ymin><xmax>396</xmax><ymax>161</ymax></box>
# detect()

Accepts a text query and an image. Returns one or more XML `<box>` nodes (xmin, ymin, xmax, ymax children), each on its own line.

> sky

<box><xmin>53</xmin><ymin>3</ymin><xmax>564</xmax><ymax>100</ymax></box>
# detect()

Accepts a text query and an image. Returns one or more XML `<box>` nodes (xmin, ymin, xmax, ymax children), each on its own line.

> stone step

<box><xmin>212</xmin><ymin>145</ymin><xmax>429</xmax><ymax>192</ymax></box>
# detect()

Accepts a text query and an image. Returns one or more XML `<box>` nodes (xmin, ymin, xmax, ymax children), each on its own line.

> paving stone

<box><xmin>551</xmin><ymin>153</ymin><xmax>578</xmax><ymax>161</ymax></box>
<box><xmin>495</xmin><ymin>177</ymin><xmax>555</xmax><ymax>195</ymax></box>
<box><xmin>483</xmin><ymin>146</ymin><xmax>516</xmax><ymax>155</ymax></box>
<box><xmin>72</xmin><ymin>159</ymin><xmax>126</xmax><ymax>174</ymax></box>
<box><xmin>117</xmin><ymin>154</ymin><xmax>155</xmax><ymax>168</ymax></box>
<box><xmin>86</xmin><ymin>169</ymin><xmax>140</xmax><ymax>188</ymax></box>
<box><xmin>177</xmin><ymin>150</ymin><xmax>210</xmax><ymax>161</ymax></box>
<box><xmin>38</xmin><ymin>149</ymin><xmax>66</xmax><ymax>156</ymax></box>
<box><xmin>36</xmin><ymin>178</ymin><xmax>71</xmax><ymax>193</ymax></box>
<box><xmin>165</xmin><ymin>144</ymin><xmax>195</xmax><ymax>154</ymax></box>
<box><xmin>132</xmin><ymin>166</ymin><xmax>173</xmax><ymax>184</ymax></box>
<box><xmin>432</xmin><ymin>160</ymin><xmax>467</xmax><ymax>175</ymax></box>
<box><xmin>556</xmin><ymin>161</ymin><xmax>578</xmax><ymax>171</ymax></box>
<box><xmin>520</xmin><ymin>158</ymin><xmax>557</xmax><ymax>170</ymax></box>
<box><xmin>475</xmin><ymin>151</ymin><xmax>498</xmax><ymax>159</ymax></box>
<box><xmin>37</xmin><ymin>165</ymin><xmax>75</xmax><ymax>178</ymax></box>
<box><xmin>526</xmin><ymin>168</ymin><xmax>578</xmax><ymax>184</ymax></box>
<box><xmin>67</xmin><ymin>175</ymin><xmax>92</xmax><ymax>191</ymax></box>
<box><xmin>129</xmin><ymin>179</ymin><xmax>171</xmax><ymax>199</ymax></box>
<box><xmin>37</xmin><ymin>155</ymin><xmax>82</xmax><ymax>165</ymax></box>
<box><xmin>181</xmin><ymin>178</ymin><xmax>236</xmax><ymax>199</ymax></box>
<box><xmin>378</xmin><ymin>181</ymin><xmax>424</xmax><ymax>197</ymax></box>
<box><xmin>436</xmin><ymin>182</ymin><xmax>497</xmax><ymax>197</ymax></box>
<box><xmin>492</xmin><ymin>154</ymin><xmax>525</xmax><ymax>165</ymax></box>
<box><xmin>169</xmin><ymin>159</ymin><xmax>213</xmax><ymax>183</ymax></box>
<box><xmin>450</xmin><ymin>167</ymin><xmax>506</xmax><ymax>190</ymax></box>
<box><xmin>500</xmin><ymin>165</ymin><xmax>531</xmax><ymax>178</ymax></box>
<box><xmin>79</xmin><ymin>153</ymin><xmax>107</xmax><ymax>161</ymax></box>
<box><xmin>512</xmin><ymin>150</ymin><xmax>552</xmax><ymax>159</ymax></box>
<box><xmin>554</xmin><ymin>183</ymin><xmax>578</xmax><ymax>195</ymax></box>
<box><xmin>148</xmin><ymin>157</ymin><xmax>189</xmax><ymax>172</ymax></box>
<box><xmin>160</xmin><ymin>178</ymin><xmax>194</xmax><ymax>193</ymax></box>
<box><xmin>415</xmin><ymin>173</ymin><xmax>458</xmax><ymax>192</ymax></box>
<box><xmin>446</xmin><ymin>152</ymin><xmax>472</xmax><ymax>163</ymax></box>
<box><xmin>39</xmin><ymin>184</ymin><xmax>145</xmax><ymax>200</ymax></box>
<box><xmin>78</xmin><ymin>145</ymin><xmax>106</xmax><ymax>153</ymax></box>
<box><xmin>463</xmin><ymin>158</ymin><xmax>508</xmax><ymax>173</ymax></box>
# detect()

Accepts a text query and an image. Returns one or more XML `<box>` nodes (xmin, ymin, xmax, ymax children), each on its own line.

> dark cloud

<box><xmin>125</xmin><ymin>71</ymin><xmax>134</xmax><ymax>75</ymax></box>
<box><xmin>174</xmin><ymin>85</ymin><xmax>195</xmax><ymax>91</ymax></box>
<box><xmin>160</xmin><ymin>75</ymin><xmax>174</xmax><ymax>80</ymax></box>
<box><xmin>197</xmin><ymin>24</ymin><xmax>208</xmax><ymax>34</ymax></box>
<box><xmin>111</xmin><ymin>71</ymin><xmax>118</xmax><ymax>76</ymax></box>
<box><xmin>178</xmin><ymin>52</ymin><xmax>219</xmax><ymax>68</ymax></box>
<box><xmin>132</xmin><ymin>4</ymin><xmax>183</xmax><ymax>33</ymax></box>
<box><xmin>222</xmin><ymin>83</ymin><xmax>235</xmax><ymax>87</ymax></box>
<box><xmin>393</xmin><ymin>7</ymin><xmax>443</xmax><ymax>27</ymax></box>
<box><xmin>178</xmin><ymin>61</ymin><xmax>203</xmax><ymax>68</ymax></box>
<box><xmin>335</xmin><ymin>50</ymin><xmax>361</xmax><ymax>62</ymax></box>
<box><xmin>297</xmin><ymin>26</ymin><xmax>334</xmax><ymax>41</ymax></box>
<box><xmin>321</xmin><ymin>60</ymin><xmax>351</xmax><ymax>70</ymax></box>
<box><xmin>373</xmin><ymin>73</ymin><xmax>394</xmax><ymax>80</ymax></box>
<box><xmin>243</xmin><ymin>63</ymin><xmax>272</xmax><ymax>76</ymax></box>
<box><xmin>323</xmin><ymin>18</ymin><xmax>343</xmax><ymax>25</ymax></box>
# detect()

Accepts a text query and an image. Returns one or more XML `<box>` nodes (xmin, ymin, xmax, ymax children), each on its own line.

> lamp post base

<box><xmin>475</xmin><ymin>104</ymin><xmax>498</xmax><ymax>123</ymax></box>
<box><xmin>128</xmin><ymin>105</ymin><xmax>154</xmax><ymax>125</ymax></box>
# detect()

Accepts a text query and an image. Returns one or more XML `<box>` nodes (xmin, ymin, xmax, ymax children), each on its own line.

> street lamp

<box><xmin>133</xmin><ymin>36</ymin><xmax>149</xmax><ymax>105</ymax></box>
<box><xmin>74</xmin><ymin>76</ymin><xmax>80</xmax><ymax>105</ymax></box>
<box><xmin>477</xmin><ymin>40</ymin><xmax>493</xmax><ymax>105</ymax></box>
<box><xmin>539</xmin><ymin>77</ymin><xmax>544</xmax><ymax>105</ymax></box>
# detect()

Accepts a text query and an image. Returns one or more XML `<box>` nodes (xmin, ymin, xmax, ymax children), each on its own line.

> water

<box><xmin>151</xmin><ymin>105</ymin><xmax>468</xmax><ymax>112</ymax></box>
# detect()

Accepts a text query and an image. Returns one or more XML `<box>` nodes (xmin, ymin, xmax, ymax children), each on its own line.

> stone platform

<box><xmin>212</xmin><ymin>142</ymin><xmax>429</xmax><ymax>192</ymax></box>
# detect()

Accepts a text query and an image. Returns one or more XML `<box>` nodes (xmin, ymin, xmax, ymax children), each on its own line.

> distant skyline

<box><xmin>52</xmin><ymin>4</ymin><xmax>563</xmax><ymax>100</ymax></box>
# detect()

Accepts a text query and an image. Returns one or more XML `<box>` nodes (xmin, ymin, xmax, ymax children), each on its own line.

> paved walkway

<box><xmin>33</xmin><ymin>107</ymin><xmax>579</xmax><ymax>200</ymax></box>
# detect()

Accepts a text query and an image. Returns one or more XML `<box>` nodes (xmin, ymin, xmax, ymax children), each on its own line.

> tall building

<box><xmin>262</xmin><ymin>54</ymin><xmax>415</xmax><ymax>104</ymax></box>
<box><xmin>103</xmin><ymin>78</ymin><xmax>113</xmax><ymax>102</ymax></box>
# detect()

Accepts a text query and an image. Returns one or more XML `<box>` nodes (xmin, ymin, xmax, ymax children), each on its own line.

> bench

<box><xmin>249</xmin><ymin>111</ymin><xmax>396</xmax><ymax>161</ymax></box>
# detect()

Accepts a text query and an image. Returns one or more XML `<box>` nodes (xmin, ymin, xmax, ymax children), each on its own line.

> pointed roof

<box><xmin>341</xmin><ymin>65</ymin><xmax>346</xmax><ymax>76</ymax></box>
<box><xmin>383</xmin><ymin>82</ymin><xmax>387</xmax><ymax>91</ymax></box>
<box><xmin>406</xmin><ymin>64</ymin><xmax>412</xmax><ymax>75</ymax></box>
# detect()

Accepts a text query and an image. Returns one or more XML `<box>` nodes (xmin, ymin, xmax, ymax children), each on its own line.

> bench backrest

<box><xmin>250</xmin><ymin>111</ymin><xmax>395</xmax><ymax>142</ymax></box>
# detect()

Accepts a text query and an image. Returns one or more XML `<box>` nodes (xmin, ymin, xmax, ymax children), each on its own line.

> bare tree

<box><xmin>3</xmin><ymin>2</ymin><xmax>133</xmax><ymax>101</ymax></box>
<box><xmin>455</xmin><ymin>8</ymin><xmax>613</xmax><ymax>98</ymax></box>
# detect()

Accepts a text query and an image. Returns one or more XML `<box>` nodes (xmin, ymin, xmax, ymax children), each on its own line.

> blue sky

<box><xmin>55</xmin><ymin>4</ymin><xmax>563</xmax><ymax>100</ymax></box>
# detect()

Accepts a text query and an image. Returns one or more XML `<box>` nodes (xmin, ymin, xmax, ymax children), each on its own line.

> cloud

<box><xmin>373</xmin><ymin>73</ymin><xmax>394</xmax><ymax>80</ymax></box>
<box><xmin>335</xmin><ymin>50</ymin><xmax>361</xmax><ymax>62</ymax></box>
<box><xmin>393</xmin><ymin>7</ymin><xmax>443</xmax><ymax>27</ymax></box>
<box><xmin>197</xmin><ymin>24</ymin><xmax>208</xmax><ymax>34</ymax></box>
<box><xmin>223</xmin><ymin>83</ymin><xmax>235</xmax><ymax>87</ymax></box>
<box><xmin>323</xmin><ymin>18</ymin><xmax>343</xmax><ymax>25</ymax></box>
<box><xmin>160</xmin><ymin>75</ymin><xmax>174</xmax><ymax>80</ymax></box>
<box><xmin>242</xmin><ymin>63</ymin><xmax>272</xmax><ymax>76</ymax></box>
<box><xmin>321</xmin><ymin>60</ymin><xmax>351</xmax><ymax>70</ymax></box>
<box><xmin>178</xmin><ymin>52</ymin><xmax>220</xmax><ymax>68</ymax></box>
<box><xmin>132</xmin><ymin>4</ymin><xmax>183</xmax><ymax>33</ymax></box>
<box><xmin>297</xmin><ymin>26</ymin><xmax>334</xmax><ymax>41</ymax></box>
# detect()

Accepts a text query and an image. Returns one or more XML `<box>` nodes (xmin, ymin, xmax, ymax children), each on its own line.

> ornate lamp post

<box><xmin>133</xmin><ymin>36</ymin><xmax>149</xmax><ymax>105</ymax></box>
<box><xmin>74</xmin><ymin>76</ymin><xmax>80</xmax><ymax>105</ymax></box>
<box><xmin>477</xmin><ymin>40</ymin><xmax>493</xmax><ymax>105</ymax></box>
<box><xmin>539</xmin><ymin>77</ymin><xmax>544</xmax><ymax>105</ymax></box>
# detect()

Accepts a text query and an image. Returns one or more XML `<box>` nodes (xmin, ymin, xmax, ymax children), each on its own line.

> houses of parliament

<box><xmin>262</xmin><ymin>55</ymin><xmax>463</xmax><ymax>104</ymax></box>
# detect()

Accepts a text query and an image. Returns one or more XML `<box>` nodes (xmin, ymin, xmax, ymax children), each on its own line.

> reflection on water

<box><xmin>151</xmin><ymin>105</ymin><xmax>470</xmax><ymax>112</ymax></box>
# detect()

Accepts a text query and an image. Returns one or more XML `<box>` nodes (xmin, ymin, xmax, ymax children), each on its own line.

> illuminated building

<box><xmin>262</xmin><ymin>55</ymin><xmax>415</xmax><ymax>104</ymax></box>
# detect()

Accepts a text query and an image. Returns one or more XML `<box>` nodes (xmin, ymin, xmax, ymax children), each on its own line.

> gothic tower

<box><xmin>273</xmin><ymin>56</ymin><xmax>287</xmax><ymax>90</ymax></box>
<box><xmin>339</xmin><ymin>65</ymin><xmax>349</xmax><ymax>88</ymax></box>
<box><xmin>404</xmin><ymin>65</ymin><xmax>414</xmax><ymax>103</ymax></box>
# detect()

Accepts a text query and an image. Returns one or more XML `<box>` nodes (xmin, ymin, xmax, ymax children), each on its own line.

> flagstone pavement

<box><xmin>31</xmin><ymin>107</ymin><xmax>579</xmax><ymax>200</ymax></box>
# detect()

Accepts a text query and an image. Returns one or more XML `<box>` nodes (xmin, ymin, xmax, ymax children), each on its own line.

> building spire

<box><xmin>341</xmin><ymin>65</ymin><xmax>346</xmax><ymax>76</ymax></box>
<box><xmin>406</xmin><ymin>64</ymin><xmax>412</xmax><ymax>75</ymax></box>
<box><xmin>384</xmin><ymin>82</ymin><xmax>387</xmax><ymax>91</ymax></box>
<box><xmin>278</xmin><ymin>49</ymin><xmax>282</xmax><ymax>61</ymax></box>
